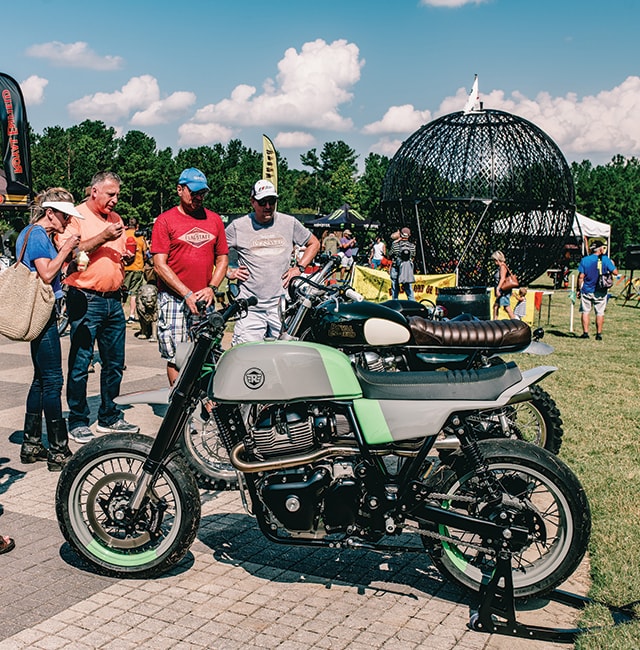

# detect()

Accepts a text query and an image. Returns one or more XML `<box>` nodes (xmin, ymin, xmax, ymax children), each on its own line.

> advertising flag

<box><xmin>262</xmin><ymin>134</ymin><xmax>278</xmax><ymax>192</ymax></box>
<box><xmin>0</xmin><ymin>72</ymin><xmax>32</xmax><ymax>211</ymax></box>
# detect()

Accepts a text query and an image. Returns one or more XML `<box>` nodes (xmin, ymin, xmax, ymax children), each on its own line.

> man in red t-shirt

<box><xmin>151</xmin><ymin>168</ymin><xmax>229</xmax><ymax>384</ymax></box>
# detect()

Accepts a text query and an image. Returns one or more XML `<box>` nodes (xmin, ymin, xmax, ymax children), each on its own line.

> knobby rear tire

<box><xmin>425</xmin><ymin>439</ymin><xmax>590</xmax><ymax>599</ymax></box>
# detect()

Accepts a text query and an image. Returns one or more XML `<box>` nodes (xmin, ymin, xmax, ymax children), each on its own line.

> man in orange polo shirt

<box><xmin>58</xmin><ymin>171</ymin><xmax>139</xmax><ymax>444</ymax></box>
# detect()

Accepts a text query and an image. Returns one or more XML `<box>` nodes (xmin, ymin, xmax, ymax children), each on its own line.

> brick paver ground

<box><xmin>0</xmin><ymin>326</ymin><xmax>586</xmax><ymax>649</ymax></box>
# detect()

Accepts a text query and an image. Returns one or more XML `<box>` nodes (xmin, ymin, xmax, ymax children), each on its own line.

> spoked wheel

<box><xmin>178</xmin><ymin>407</ymin><xmax>238</xmax><ymax>491</ymax></box>
<box><xmin>472</xmin><ymin>385</ymin><xmax>564</xmax><ymax>454</ymax></box>
<box><xmin>424</xmin><ymin>439</ymin><xmax>590</xmax><ymax>598</ymax></box>
<box><xmin>56</xmin><ymin>434</ymin><xmax>201</xmax><ymax>579</ymax></box>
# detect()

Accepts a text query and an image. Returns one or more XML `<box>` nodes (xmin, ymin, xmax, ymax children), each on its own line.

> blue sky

<box><xmin>5</xmin><ymin>0</ymin><xmax>640</xmax><ymax>171</ymax></box>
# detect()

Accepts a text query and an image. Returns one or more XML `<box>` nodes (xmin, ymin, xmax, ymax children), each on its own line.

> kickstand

<box><xmin>469</xmin><ymin>551</ymin><xmax>640</xmax><ymax>643</ymax></box>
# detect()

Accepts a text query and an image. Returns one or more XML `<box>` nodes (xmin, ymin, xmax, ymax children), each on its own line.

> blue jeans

<box><xmin>66</xmin><ymin>287</ymin><xmax>126</xmax><ymax>429</ymax></box>
<box><xmin>390</xmin><ymin>267</ymin><xmax>415</xmax><ymax>300</ymax></box>
<box><xmin>27</xmin><ymin>311</ymin><xmax>64</xmax><ymax>421</ymax></box>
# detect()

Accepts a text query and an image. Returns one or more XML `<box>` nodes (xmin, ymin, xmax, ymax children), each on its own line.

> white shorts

<box><xmin>580</xmin><ymin>292</ymin><xmax>608</xmax><ymax>316</ymax></box>
<box><xmin>232</xmin><ymin>305</ymin><xmax>282</xmax><ymax>345</ymax></box>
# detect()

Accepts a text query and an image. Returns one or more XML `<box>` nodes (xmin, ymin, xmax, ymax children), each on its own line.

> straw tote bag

<box><xmin>0</xmin><ymin>226</ymin><xmax>55</xmax><ymax>341</ymax></box>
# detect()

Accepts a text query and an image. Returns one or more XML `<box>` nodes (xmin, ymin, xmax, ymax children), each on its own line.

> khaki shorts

<box><xmin>580</xmin><ymin>292</ymin><xmax>608</xmax><ymax>316</ymax></box>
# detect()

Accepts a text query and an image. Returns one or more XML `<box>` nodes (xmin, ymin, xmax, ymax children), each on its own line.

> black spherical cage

<box><xmin>380</xmin><ymin>109</ymin><xmax>575</xmax><ymax>287</ymax></box>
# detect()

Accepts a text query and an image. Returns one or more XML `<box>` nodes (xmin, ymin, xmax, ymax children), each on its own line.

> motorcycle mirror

<box><xmin>532</xmin><ymin>327</ymin><xmax>545</xmax><ymax>341</ymax></box>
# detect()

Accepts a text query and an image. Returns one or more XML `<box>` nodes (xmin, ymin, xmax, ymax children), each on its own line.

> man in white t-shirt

<box><xmin>225</xmin><ymin>180</ymin><xmax>320</xmax><ymax>344</ymax></box>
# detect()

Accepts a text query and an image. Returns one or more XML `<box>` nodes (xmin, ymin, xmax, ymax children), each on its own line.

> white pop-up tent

<box><xmin>572</xmin><ymin>212</ymin><xmax>611</xmax><ymax>253</ymax></box>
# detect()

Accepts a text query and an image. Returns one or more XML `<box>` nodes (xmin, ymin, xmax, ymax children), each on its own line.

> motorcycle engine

<box><xmin>251</xmin><ymin>405</ymin><xmax>316</xmax><ymax>458</ymax></box>
<box><xmin>250</xmin><ymin>404</ymin><xmax>363</xmax><ymax>534</ymax></box>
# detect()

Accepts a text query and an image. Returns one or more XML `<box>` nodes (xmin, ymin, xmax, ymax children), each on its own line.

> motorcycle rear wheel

<box><xmin>178</xmin><ymin>409</ymin><xmax>238</xmax><ymax>491</ymax></box>
<box><xmin>56</xmin><ymin>433</ymin><xmax>201</xmax><ymax>579</ymax></box>
<box><xmin>424</xmin><ymin>439</ymin><xmax>590</xmax><ymax>599</ymax></box>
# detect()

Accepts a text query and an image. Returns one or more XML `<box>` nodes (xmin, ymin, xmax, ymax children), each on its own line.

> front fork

<box><xmin>128</xmin><ymin>335</ymin><xmax>215</xmax><ymax>511</ymax></box>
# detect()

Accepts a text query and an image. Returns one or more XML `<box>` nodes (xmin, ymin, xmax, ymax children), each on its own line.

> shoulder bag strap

<box><xmin>15</xmin><ymin>225</ymin><xmax>37</xmax><ymax>267</ymax></box>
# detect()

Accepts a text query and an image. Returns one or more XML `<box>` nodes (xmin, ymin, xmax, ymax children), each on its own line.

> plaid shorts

<box><xmin>157</xmin><ymin>292</ymin><xmax>189</xmax><ymax>362</ymax></box>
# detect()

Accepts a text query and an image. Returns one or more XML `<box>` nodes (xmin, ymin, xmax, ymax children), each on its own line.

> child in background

<box><xmin>514</xmin><ymin>286</ymin><xmax>527</xmax><ymax>320</ymax></box>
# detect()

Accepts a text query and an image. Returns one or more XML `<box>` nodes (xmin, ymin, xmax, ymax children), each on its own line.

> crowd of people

<box><xmin>0</xmin><ymin>168</ymin><xmax>622</xmax><ymax>553</ymax></box>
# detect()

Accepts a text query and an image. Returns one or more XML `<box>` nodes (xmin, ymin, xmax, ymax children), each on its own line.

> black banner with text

<box><xmin>0</xmin><ymin>72</ymin><xmax>32</xmax><ymax>211</ymax></box>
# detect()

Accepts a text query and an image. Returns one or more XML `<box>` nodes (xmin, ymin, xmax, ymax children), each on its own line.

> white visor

<box><xmin>42</xmin><ymin>201</ymin><xmax>84</xmax><ymax>219</ymax></box>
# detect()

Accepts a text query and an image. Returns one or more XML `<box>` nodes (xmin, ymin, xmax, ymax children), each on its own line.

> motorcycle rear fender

<box><xmin>354</xmin><ymin>365</ymin><xmax>557</xmax><ymax>445</ymax></box>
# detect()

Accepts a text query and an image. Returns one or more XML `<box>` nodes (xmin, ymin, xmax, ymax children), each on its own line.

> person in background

<box><xmin>152</xmin><ymin>168</ymin><xmax>228</xmax><ymax>385</ymax></box>
<box><xmin>369</xmin><ymin>235</ymin><xmax>386</xmax><ymax>269</ymax></box>
<box><xmin>57</xmin><ymin>171</ymin><xmax>138</xmax><ymax>444</ymax></box>
<box><xmin>390</xmin><ymin>227</ymin><xmax>416</xmax><ymax>299</ymax></box>
<box><xmin>339</xmin><ymin>229</ymin><xmax>358</xmax><ymax>279</ymax></box>
<box><xmin>17</xmin><ymin>188</ymin><xmax>82</xmax><ymax>470</ymax></box>
<box><xmin>514</xmin><ymin>286</ymin><xmax>528</xmax><ymax>320</ymax></box>
<box><xmin>225</xmin><ymin>179</ymin><xmax>320</xmax><ymax>344</ymax></box>
<box><xmin>491</xmin><ymin>250</ymin><xmax>515</xmax><ymax>319</ymax></box>
<box><xmin>322</xmin><ymin>229</ymin><xmax>340</xmax><ymax>256</ymax></box>
<box><xmin>577</xmin><ymin>240</ymin><xmax>618</xmax><ymax>340</ymax></box>
<box><xmin>123</xmin><ymin>216</ymin><xmax>149</xmax><ymax>322</ymax></box>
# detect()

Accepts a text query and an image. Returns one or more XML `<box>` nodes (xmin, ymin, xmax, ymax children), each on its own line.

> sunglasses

<box><xmin>184</xmin><ymin>186</ymin><xmax>209</xmax><ymax>199</ymax></box>
<box><xmin>256</xmin><ymin>196</ymin><xmax>277</xmax><ymax>207</ymax></box>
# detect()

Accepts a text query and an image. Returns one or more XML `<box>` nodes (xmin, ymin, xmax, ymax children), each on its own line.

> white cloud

<box><xmin>26</xmin><ymin>41</ymin><xmax>124</xmax><ymax>70</ymax></box>
<box><xmin>67</xmin><ymin>75</ymin><xmax>161</xmax><ymax>122</ymax></box>
<box><xmin>420</xmin><ymin>0</ymin><xmax>490</xmax><ymax>7</ymax></box>
<box><xmin>366</xmin><ymin>76</ymin><xmax>640</xmax><ymax>162</ymax></box>
<box><xmin>20</xmin><ymin>75</ymin><xmax>48</xmax><ymax>105</ymax></box>
<box><xmin>370</xmin><ymin>137</ymin><xmax>404</xmax><ymax>158</ymax></box>
<box><xmin>465</xmin><ymin>76</ymin><xmax>640</xmax><ymax>158</ymax></box>
<box><xmin>131</xmin><ymin>91</ymin><xmax>197</xmax><ymax>126</ymax></box>
<box><xmin>181</xmin><ymin>39</ymin><xmax>364</xmax><ymax>145</ymax></box>
<box><xmin>178</xmin><ymin>122</ymin><xmax>236</xmax><ymax>147</ymax></box>
<box><xmin>362</xmin><ymin>104</ymin><xmax>432</xmax><ymax>135</ymax></box>
<box><xmin>274</xmin><ymin>131</ymin><xmax>316</xmax><ymax>149</ymax></box>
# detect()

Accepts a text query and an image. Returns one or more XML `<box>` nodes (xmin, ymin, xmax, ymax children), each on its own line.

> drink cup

<box><xmin>126</xmin><ymin>237</ymin><xmax>137</xmax><ymax>257</ymax></box>
<box><xmin>77</xmin><ymin>250</ymin><xmax>90</xmax><ymax>272</ymax></box>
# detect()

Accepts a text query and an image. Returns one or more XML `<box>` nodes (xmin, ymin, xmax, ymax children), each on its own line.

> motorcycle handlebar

<box><xmin>344</xmin><ymin>288</ymin><xmax>363</xmax><ymax>302</ymax></box>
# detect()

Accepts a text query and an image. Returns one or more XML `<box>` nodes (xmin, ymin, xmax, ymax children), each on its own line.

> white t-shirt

<box><xmin>225</xmin><ymin>212</ymin><xmax>312</xmax><ymax>309</ymax></box>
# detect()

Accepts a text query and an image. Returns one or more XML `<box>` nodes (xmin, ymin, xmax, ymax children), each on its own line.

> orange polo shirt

<box><xmin>59</xmin><ymin>202</ymin><xmax>127</xmax><ymax>293</ymax></box>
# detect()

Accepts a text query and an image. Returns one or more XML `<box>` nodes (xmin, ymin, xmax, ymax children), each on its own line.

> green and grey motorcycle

<box><xmin>55</xmin><ymin>295</ymin><xmax>590</xmax><ymax>601</ymax></box>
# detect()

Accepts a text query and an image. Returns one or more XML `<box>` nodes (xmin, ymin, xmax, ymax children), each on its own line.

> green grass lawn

<box><xmin>508</xmin><ymin>271</ymin><xmax>640</xmax><ymax>648</ymax></box>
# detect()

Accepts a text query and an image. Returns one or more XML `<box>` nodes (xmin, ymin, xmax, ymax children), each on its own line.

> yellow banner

<box><xmin>352</xmin><ymin>265</ymin><xmax>457</xmax><ymax>303</ymax></box>
<box><xmin>262</xmin><ymin>134</ymin><xmax>277</xmax><ymax>192</ymax></box>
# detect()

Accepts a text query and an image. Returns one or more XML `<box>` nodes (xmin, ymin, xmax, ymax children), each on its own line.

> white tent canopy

<box><xmin>572</xmin><ymin>212</ymin><xmax>611</xmax><ymax>253</ymax></box>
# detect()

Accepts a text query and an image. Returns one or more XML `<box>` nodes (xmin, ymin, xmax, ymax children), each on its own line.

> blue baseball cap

<box><xmin>178</xmin><ymin>167</ymin><xmax>209</xmax><ymax>192</ymax></box>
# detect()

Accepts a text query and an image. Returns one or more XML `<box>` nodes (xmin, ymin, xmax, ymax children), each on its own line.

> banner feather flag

<box><xmin>0</xmin><ymin>72</ymin><xmax>32</xmax><ymax>211</ymax></box>
<box><xmin>262</xmin><ymin>134</ymin><xmax>278</xmax><ymax>192</ymax></box>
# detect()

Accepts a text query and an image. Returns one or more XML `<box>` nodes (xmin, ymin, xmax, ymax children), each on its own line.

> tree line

<box><xmin>26</xmin><ymin>120</ymin><xmax>389</xmax><ymax>228</ymax></box>
<box><xmin>2</xmin><ymin>119</ymin><xmax>639</xmax><ymax>259</ymax></box>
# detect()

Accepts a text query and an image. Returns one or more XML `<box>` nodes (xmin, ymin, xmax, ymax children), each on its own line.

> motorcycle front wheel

<box><xmin>178</xmin><ymin>408</ymin><xmax>238</xmax><ymax>490</ymax></box>
<box><xmin>56</xmin><ymin>433</ymin><xmax>201</xmax><ymax>579</ymax></box>
<box><xmin>424</xmin><ymin>439</ymin><xmax>590</xmax><ymax>599</ymax></box>
<box><xmin>472</xmin><ymin>385</ymin><xmax>564</xmax><ymax>454</ymax></box>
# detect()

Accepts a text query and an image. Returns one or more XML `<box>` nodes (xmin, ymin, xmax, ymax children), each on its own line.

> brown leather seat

<box><xmin>408</xmin><ymin>317</ymin><xmax>531</xmax><ymax>351</ymax></box>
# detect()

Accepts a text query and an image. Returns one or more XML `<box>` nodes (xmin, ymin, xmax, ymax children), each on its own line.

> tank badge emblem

<box><xmin>244</xmin><ymin>367</ymin><xmax>265</xmax><ymax>389</ymax></box>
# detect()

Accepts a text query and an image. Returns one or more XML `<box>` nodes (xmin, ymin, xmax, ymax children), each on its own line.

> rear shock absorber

<box><xmin>450</xmin><ymin>415</ymin><xmax>503</xmax><ymax>505</ymax></box>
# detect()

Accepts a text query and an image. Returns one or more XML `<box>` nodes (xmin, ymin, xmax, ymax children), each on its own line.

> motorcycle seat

<box><xmin>354</xmin><ymin>361</ymin><xmax>522</xmax><ymax>401</ymax></box>
<box><xmin>408</xmin><ymin>317</ymin><xmax>531</xmax><ymax>352</ymax></box>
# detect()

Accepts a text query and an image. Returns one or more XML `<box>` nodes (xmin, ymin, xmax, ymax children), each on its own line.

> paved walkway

<box><xmin>0</xmin><ymin>326</ymin><xmax>585</xmax><ymax>649</ymax></box>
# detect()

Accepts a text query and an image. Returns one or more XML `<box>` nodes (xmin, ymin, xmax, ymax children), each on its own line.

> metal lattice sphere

<box><xmin>380</xmin><ymin>109</ymin><xmax>575</xmax><ymax>286</ymax></box>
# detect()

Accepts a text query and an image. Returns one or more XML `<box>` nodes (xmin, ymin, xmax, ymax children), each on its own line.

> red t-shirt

<box><xmin>151</xmin><ymin>206</ymin><xmax>229</xmax><ymax>296</ymax></box>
